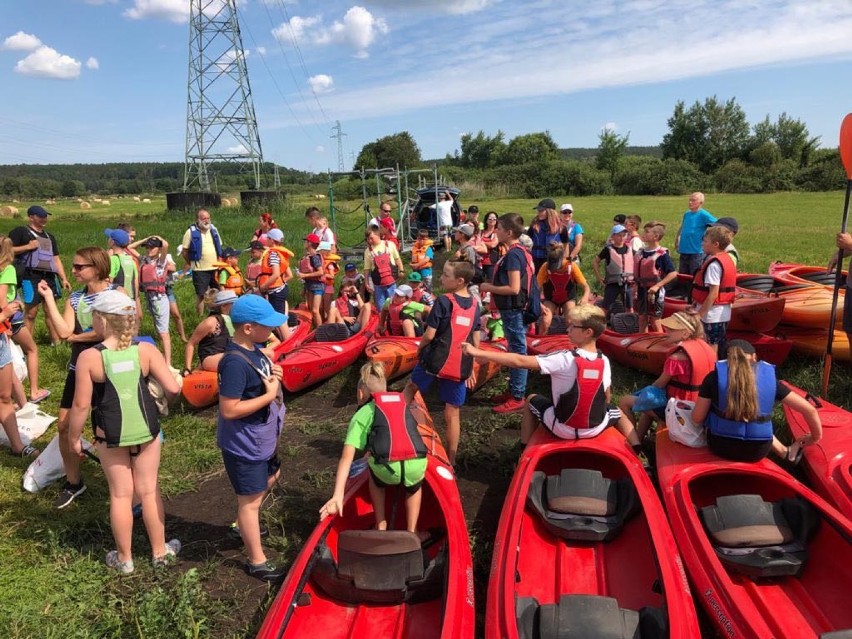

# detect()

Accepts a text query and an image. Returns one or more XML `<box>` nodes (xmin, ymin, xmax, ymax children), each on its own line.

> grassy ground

<box><xmin>0</xmin><ymin>191</ymin><xmax>850</xmax><ymax>638</ymax></box>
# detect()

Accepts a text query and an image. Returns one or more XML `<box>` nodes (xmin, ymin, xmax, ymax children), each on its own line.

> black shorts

<box><xmin>635</xmin><ymin>287</ymin><xmax>664</xmax><ymax>317</ymax></box>
<box><xmin>368</xmin><ymin>466</ymin><xmax>423</xmax><ymax>495</ymax></box>
<box><xmin>707</xmin><ymin>432</ymin><xmax>772</xmax><ymax>462</ymax></box>
<box><xmin>192</xmin><ymin>269</ymin><xmax>219</xmax><ymax>296</ymax></box>
<box><xmin>60</xmin><ymin>368</ymin><xmax>76</xmax><ymax>410</ymax></box>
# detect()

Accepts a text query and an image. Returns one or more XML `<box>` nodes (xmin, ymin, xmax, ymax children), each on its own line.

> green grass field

<box><xmin>0</xmin><ymin>191</ymin><xmax>850</xmax><ymax>638</ymax></box>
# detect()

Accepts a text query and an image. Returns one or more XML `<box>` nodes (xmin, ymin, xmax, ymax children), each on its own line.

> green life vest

<box><xmin>110</xmin><ymin>252</ymin><xmax>138</xmax><ymax>299</ymax></box>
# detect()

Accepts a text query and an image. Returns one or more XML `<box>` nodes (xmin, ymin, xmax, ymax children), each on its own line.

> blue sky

<box><xmin>2</xmin><ymin>0</ymin><xmax>852</xmax><ymax>173</ymax></box>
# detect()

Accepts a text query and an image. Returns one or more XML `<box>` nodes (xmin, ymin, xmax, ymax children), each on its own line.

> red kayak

<box><xmin>281</xmin><ymin>313</ymin><xmax>379</xmax><ymax>392</ymax></box>
<box><xmin>769</xmin><ymin>262</ymin><xmax>848</xmax><ymax>290</ymax></box>
<box><xmin>256</xmin><ymin>400</ymin><xmax>475</xmax><ymax>639</ymax></box>
<box><xmin>486</xmin><ymin>426</ymin><xmax>700</xmax><ymax>638</ymax></box>
<box><xmin>783</xmin><ymin>384</ymin><xmax>852</xmax><ymax>520</ymax></box>
<box><xmin>656</xmin><ymin>428</ymin><xmax>852</xmax><ymax>639</ymax></box>
<box><xmin>364</xmin><ymin>335</ymin><xmax>421</xmax><ymax>380</ymax></box>
<box><xmin>525</xmin><ymin>333</ymin><xmax>574</xmax><ymax>356</ymax></box>
<box><xmin>272</xmin><ymin>313</ymin><xmax>314</xmax><ymax>362</ymax></box>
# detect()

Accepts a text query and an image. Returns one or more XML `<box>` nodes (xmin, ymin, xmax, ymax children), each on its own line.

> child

<box><xmin>319</xmin><ymin>362</ymin><xmax>428</xmax><ymax>538</ymax></box>
<box><xmin>378</xmin><ymin>285</ymin><xmax>426</xmax><ymax>337</ymax></box>
<box><xmin>258</xmin><ymin>229</ymin><xmax>294</xmax><ymax>316</ymax></box>
<box><xmin>217</xmin><ymin>295</ymin><xmax>287</xmax><ymax>582</ymax></box>
<box><xmin>327</xmin><ymin>284</ymin><xmax>373</xmax><ymax>336</ymax></box>
<box><xmin>537</xmin><ymin>241</ymin><xmax>591</xmax><ymax>334</ymax></box>
<box><xmin>364</xmin><ymin>227</ymin><xmax>404</xmax><ymax>312</ymax></box>
<box><xmin>626</xmin><ymin>215</ymin><xmax>644</xmax><ymax>253</ymax></box>
<box><xmin>404</xmin><ymin>260</ymin><xmax>480</xmax><ymax>465</ymax></box>
<box><xmin>612</xmin><ymin>214</ymin><xmax>626</xmax><ymax>225</ymax></box>
<box><xmin>342</xmin><ymin>262</ymin><xmax>367</xmax><ymax>300</ymax></box>
<box><xmin>380</xmin><ymin>217</ymin><xmax>400</xmax><ymax>251</ymax></box>
<box><xmin>184</xmin><ymin>290</ymin><xmax>237</xmax><ymax>374</ymax></box>
<box><xmin>461</xmin><ymin>305</ymin><xmax>646</xmax><ymax>460</ymax></box>
<box><xmin>690</xmin><ymin>226</ymin><xmax>736</xmax><ymax>355</ymax></box>
<box><xmin>319</xmin><ymin>241</ymin><xmax>341</xmax><ymax>321</ymax></box>
<box><xmin>592</xmin><ymin>224</ymin><xmax>634</xmax><ymax>317</ymax></box>
<box><xmin>215</xmin><ymin>247</ymin><xmax>244</xmax><ymax>296</ymax></box>
<box><xmin>410</xmin><ymin>229</ymin><xmax>435</xmax><ymax>292</ymax></box>
<box><xmin>139</xmin><ymin>237</ymin><xmax>176</xmax><ymax>366</ymax></box>
<box><xmin>315</xmin><ymin>216</ymin><xmax>336</xmax><ymax>252</ymax></box>
<box><xmin>244</xmin><ymin>241</ymin><xmax>264</xmax><ymax>292</ymax></box>
<box><xmin>104</xmin><ymin>228</ymin><xmax>140</xmax><ymax>307</ymax></box>
<box><xmin>710</xmin><ymin>217</ymin><xmax>740</xmax><ymax>265</ymax></box>
<box><xmin>296</xmin><ymin>233</ymin><xmax>325</xmax><ymax>328</ymax></box>
<box><xmin>68</xmin><ymin>290</ymin><xmax>181</xmax><ymax>574</ymax></box>
<box><xmin>634</xmin><ymin>223</ymin><xmax>678</xmax><ymax>333</ymax></box>
<box><xmin>407</xmin><ymin>272</ymin><xmax>434</xmax><ymax>309</ymax></box>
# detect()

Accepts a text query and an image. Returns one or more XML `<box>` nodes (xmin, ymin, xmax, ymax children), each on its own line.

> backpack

<box><xmin>518</xmin><ymin>248</ymin><xmax>541</xmax><ymax>325</ymax></box>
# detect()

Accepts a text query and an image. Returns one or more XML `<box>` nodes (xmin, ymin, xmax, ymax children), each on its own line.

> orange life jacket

<box><xmin>214</xmin><ymin>262</ymin><xmax>244</xmax><ymax>296</ymax></box>
<box><xmin>322</xmin><ymin>253</ymin><xmax>341</xmax><ymax>285</ymax></box>
<box><xmin>411</xmin><ymin>239</ymin><xmax>433</xmax><ymax>270</ymax></box>
<box><xmin>692</xmin><ymin>252</ymin><xmax>736</xmax><ymax>305</ymax></box>
<box><xmin>258</xmin><ymin>246</ymin><xmax>294</xmax><ymax>289</ymax></box>
<box><xmin>665</xmin><ymin>339</ymin><xmax>717</xmax><ymax>402</ymax></box>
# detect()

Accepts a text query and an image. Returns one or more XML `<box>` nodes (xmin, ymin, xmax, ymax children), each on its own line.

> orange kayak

<box><xmin>771</xmin><ymin>326</ymin><xmax>852</xmax><ymax>362</ymax></box>
<box><xmin>737</xmin><ymin>274</ymin><xmax>844</xmax><ymax>329</ymax></box>
<box><xmin>472</xmin><ymin>340</ymin><xmax>507</xmax><ymax>391</ymax></box>
<box><xmin>768</xmin><ymin>262</ymin><xmax>848</xmax><ymax>290</ymax></box>
<box><xmin>181</xmin><ymin>370</ymin><xmax>218</xmax><ymax>409</ymax></box>
<box><xmin>364</xmin><ymin>335</ymin><xmax>422</xmax><ymax>380</ymax></box>
<box><xmin>663</xmin><ymin>291</ymin><xmax>785</xmax><ymax>333</ymax></box>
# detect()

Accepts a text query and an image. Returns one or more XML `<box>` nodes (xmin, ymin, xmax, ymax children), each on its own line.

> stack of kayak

<box><xmin>256</xmin><ymin>397</ymin><xmax>475</xmax><ymax>639</ymax></box>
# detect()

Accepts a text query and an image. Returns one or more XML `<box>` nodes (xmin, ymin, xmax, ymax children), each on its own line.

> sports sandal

<box><xmin>152</xmin><ymin>539</ymin><xmax>182</xmax><ymax>567</ymax></box>
<box><xmin>11</xmin><ymin>444</ymin><xmax>39</xmax><ymax>458</ymax></box>
<box><xmin>785</xmin><ymin>441</ymin><xmax>804</xmax><ymax>466</ymax></box>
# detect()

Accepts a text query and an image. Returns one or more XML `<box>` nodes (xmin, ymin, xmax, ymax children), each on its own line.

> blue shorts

<box><xmin>0</xmin><ymin>333</ymin><xmax>11</xmax><ymax>369</ymax></box>
<box><xmin>702</xmin><ymin>321</ymin><xmax>728</xmax><ymax>346</ymax></box>
<box><xmin>222</xmin><ymin>450</ymin><xmax>281</xmax><ymax>496</ymax></box>
<box><xmin>306</xmin><ymin>282</ymin><xmax>325</xmax><ymax>295</ymax></box>
<box><xmin>410</xmin><ymin>364</ymin><xmax>466</xmax><ymax>407</ymax></box>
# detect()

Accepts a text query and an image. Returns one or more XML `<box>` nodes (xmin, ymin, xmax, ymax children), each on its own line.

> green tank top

<box><xmin>223</xmin><ymin>314</ymin><xmax>234</xmax><ymax>336</ymax></box>
<box><xmin>93</xmin><ymin>345</ymin><xmax>159</xmax><ymax>447</ymax></box>
<box><xmin>110</xmin><ymin>253</ymin><xmax>138</xmax><ymax>299</ymax></box>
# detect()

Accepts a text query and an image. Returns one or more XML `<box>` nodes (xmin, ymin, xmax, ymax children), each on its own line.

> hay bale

<box><xmin>76</xmin><ymin>198</ymin><xmax>83</xmax><ymax>202</ymax></box>
<box><xmin>80</xmin><ymin>202</ymin><xmax>91</xmax><ymax>210</ymax></box>
<box><xmin>221</xmin><ymin>198</ymin><xmax>232</xmax><ymax>207</ymax></box>
<box><xmin>101</xmin><ymin>200</ymin><xmax>110</xmax><ymax>206</ymax></box>
<box><xmin>132</xmin><ymin>196</ymin><xmax>140</xmax><ymax>202</ymax></box>
<box><xmin>142</xmin><ymin>198</ymin><xmax>151</xmax><ymax>203</ymax></box>
<box><xmin>0</xmin><ymin>206</ymin><xmax>18</xmax><ymax>217</ymax></box>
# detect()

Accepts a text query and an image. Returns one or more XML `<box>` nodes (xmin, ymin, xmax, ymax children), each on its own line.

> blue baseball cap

<box><xmin>610</xmin><ymin>224</ymin><xmax>627</xmax><ymax>235</ymax></box>
<box><xmin>104</xmin><ymin>228</ymin><xmax>130</xmax><ymax>247</ymax></box>
<box><xmin>230</xmin><ymin>294</ymin><xmax>287</xmax><ymax>327</ymax></box>
<box><xmin>27</xmin><ymin>205</ymin><xmax>51</xmax><ymax>217</ymax></box>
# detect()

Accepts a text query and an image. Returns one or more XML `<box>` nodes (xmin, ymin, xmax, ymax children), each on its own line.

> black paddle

<box><xmin>822</xmin><ymin>113</ymin><xmax>852</xmax><ymax>398</ymax></box>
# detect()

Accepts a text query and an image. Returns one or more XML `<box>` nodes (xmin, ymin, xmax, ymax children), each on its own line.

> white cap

<box><xmin>395</xmin><ymin>284</ymin><xmax>413</xmax><ymax>298</ymax></box>
<box><xmin>214</xmin><ymin>290</ymin><xmax>239</xmax><ymax>306</ymax></box>
<box><xmin>560</xmin><ymin>203</ymin><xmax>574</xmax><ymax>212</ymax></box>
<box><xmin>318</xmin><ymin>241</ymin><xmax>332</xmax><ymax>251</ymax></box>
<box><xmin>90</xmin><ymin>290</ymin><xmax>136</xmax><ymax>316</ymax></box>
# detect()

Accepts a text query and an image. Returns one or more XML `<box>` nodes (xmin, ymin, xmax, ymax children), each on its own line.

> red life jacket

<box><xmin>386</xmin><ymin>300</ymin><xmax>410</xmax><ymax>335</ymax></box>
<box><xmin>604</xmin><ymin>246</ymin><xmax>634</xmax><ymax>285</ymax></box>
<box><xmin>367</xmin><ymin>392</ymin><xmax>427</xmax><ymax>465</ymax></box>
<box><xmin>420</xmin><ymin>294</ymin><xmax>477</xmax><ymax>381</ymax></box>
<box><xmin>635</xmin><ymin>247</ymin><xmax>668</xmax><ymax>287</ymax></box>
<box><xmin>259</xmin><ymin>246</ymin><xmax>294</xmax><ymax>289</ymax></box>
<box><xmin>553</xmin><ymin>350</ymin><xmax>607</xmax><ymax>431</ymax></box>
<box><xmin>546</xmin><ymin>265</ymin><xmax>574</xmax><ymax>306</ymax></box>
<box><xmin>411</xmin><ymin>288</ymin><xmax>430</xmax><ymax>305</ymax></box>
<box><xmin>139</xmin><ymin>259</ymin><xmax>167</xmax><ymax>295</ymax></box>
<box><xmin>245</xmin><ymin>260</ymin><xmax>262</xmax><ymax>284</ymax></box>
<box><xmin>665</xmin><ymin>339</ymin><xmax>717</xmax><ymax>402</ymax></box>
<box><xmin>369</xmin><ymin>243</ymin><xmax>396</xmax><ymax>286</ymax></box>
<box><xmin>334</xmin><ymin>295</ymin><xmax>353</xmax><ymax>319</ymax></box>
<box><xmin>691</xmin><ymin>252</ymin><xmax>736</xmax><ymax>305</ymax></box>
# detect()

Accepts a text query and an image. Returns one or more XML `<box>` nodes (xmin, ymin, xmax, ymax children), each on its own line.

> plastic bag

<box><xmin>23</xmin><ymin>433</ymin><xmax>96</xmax><ymax>493</ymax></box>
<box><xmin>665</xmin><ymin>398</ymin><xmax>706</xmax><ymax>448</ymax></box>
<box><xmin>10</xmin><ymin>340</ymin><xmax>27</xmax><ymax>381</ymax></box>
<box><xmin>633</xmin><ymin>385</ymin><xmax>667</xmax><ymax>412</ymax></box>
<box><xmin>0</xmin><ymin>402</ymin><xmax>55</xmax><ymax>448</ymax></box>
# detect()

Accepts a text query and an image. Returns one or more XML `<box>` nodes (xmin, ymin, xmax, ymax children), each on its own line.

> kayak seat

<box><xmin>315</xmin><ymin>322</ymin><xmax>350</xmax><ymax>342</ymax></box>
<box><xmin>547</xmin><ymin>315</ymin><xmax>567</xmax><ymax>335</ymax></box>
<box><xmin>699</xmin><ymin>494</ymin><xmax>820</xmax><ymax>578</ymax></box>
<box><xmin>311</xmin><ymin>530</ymin><xmax>446</xmax><ymax>604</ymax></box>
<box><xmin>737</xmin><ymin>275</ymin><xmax>776</xmax><ymax>293</ymax></box>
<box><xmin>526</xmin><ymin>469</ymin><xmax>639</xmax><ymax>542</ymax></box>
<box><xmin>610</xmin><ymin>312</ymin><xmax>639</xmax><ymax>335</ymax></box>
<box><xmin>516</xmin><ymin>594</ymin><xmax>668</xmax><ymax>639</ymax></box>
<box><xmin>287</xmin><ymin>314</ymin><xmax>300</xmax><ymax>327</ymax></box>
<box><xmin>820</xmin><ymin>631</ymin><xmax>852</xmax><ymax>638</ymax></box>
<box><xmin>800</xmin><ymin>271</ymin><xmax>845</xmax><ymax>287</ymax></box>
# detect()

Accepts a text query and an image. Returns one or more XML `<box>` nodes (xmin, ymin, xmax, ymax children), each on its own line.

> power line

<box><xmin>330</xmin><ymin>120</ymin><xmax>346</xmax><ymax>172</ymax></box>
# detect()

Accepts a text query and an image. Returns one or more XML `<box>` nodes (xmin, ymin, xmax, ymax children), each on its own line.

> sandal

<box><xmin>786</xmin><ymin>441</ymin><xmax>804</xmax><ymax>466</ymax></box>
<box><xmin>30</xmin><ymin>390</ymin><xmax>51</xmax><ymax>404</ymax></box>
<box><xmin>12</xmin><ymin>444</ymin><xmax>39</xmax><ymax>458</ymax></box>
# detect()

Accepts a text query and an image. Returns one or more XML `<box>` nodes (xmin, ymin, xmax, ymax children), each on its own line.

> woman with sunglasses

<box><xmin>39</xmin><ymin>247</ymin><xmax>114</xmax><ymax>510</ymax></box>
<box><xmin>560</xmin><ymin>203</ymin><xmax>584</xmax><ymax>262</ymax></box>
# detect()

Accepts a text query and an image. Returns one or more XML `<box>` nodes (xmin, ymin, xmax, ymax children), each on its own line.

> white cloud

<box><xmin>226</xmin><ymin>144</ymin><xmax>249</xmax><ymax>155</ymax></box>
<box><xmin>603</xmin><ymin>122</ymin><xmax>617</xmax><ymax>132</ymax></box>
<box><xmin>86</xmin><ymin>57</ymin><xmax>99</xmax><ymax>70</ymax></box>
<box><xmin>255</xmin><ymin>46</ymin><xmax>267</xmax><ymax>56</ymax></box>
<box><xmin>124</xmin><ymin>0</ymin><xmax>187</xmax><ymax>23</ymax></box>
<box><xmin>273</xmin><ymin>6</ymin><xmax>388</xmax><ymax>58</ymax></box>
<box><xmin>308</xmin><ymin>74</ymin><xmax>334</xmax><ymax>94</ymax></box>
<box><xmin>2</xmin><ymin>31</ymin><xmax>42</xmax><ymax>51</ymax></box>
<box><xmin>315</xmin><ymin>145</ymin><xmax>326</xmax><ymax>153</ymax></box>
<box><xmin>15</xmin><ymin>46</ymin><xmax>82</xmax><ymax>80</ymax></box>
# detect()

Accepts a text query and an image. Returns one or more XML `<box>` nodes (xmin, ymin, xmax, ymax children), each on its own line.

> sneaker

<box><xmin>490</xmin><ymin>391</ymin><xmax>512</xmax><ymax>405</ymax></box>
<box><xmin>152</xmin><ymin>539</ymin><xmax>182</xmax><ymax>567</ymax></box>
<box><xmin>105</xmin><ymin>550</ymin><xmax>135</xmax><ymax>575</ymax></box>
<box><xmin>493</xmin><ymin>397</ymin><xmax>525</xmax><ymax>414</ymax></box>
<box><xmin>245</xmin><ymin>560</ymin><xmax>286</xmax><ymax>583</ymax></box>
<box><xmin>54</xmin><ymin>482</ymin><xmax>87</xmax><ymax>510</ymax></box>
<box><xmin>227</xmin><ymin>522</ymin><xmax>270</xmax><ymax>541</ymax></box>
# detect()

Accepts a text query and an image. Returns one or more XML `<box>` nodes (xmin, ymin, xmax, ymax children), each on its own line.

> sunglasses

<box><xmin>72</xmin><ymin>263</ymin><xmax>94</xmax><ymax>271</ymax></box>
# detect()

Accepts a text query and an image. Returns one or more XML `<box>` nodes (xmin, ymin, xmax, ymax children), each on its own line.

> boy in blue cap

<box><xmin>217</xmin><ymin>295</ymin><xmax>287</xmax><ymax>582</ymax></box>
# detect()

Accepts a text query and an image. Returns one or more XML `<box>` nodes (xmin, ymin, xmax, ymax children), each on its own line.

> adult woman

<box><xmin>184</xmin><ymin>289</ymin><xmax>237</xmax><ymax>374</ymax></box>
<box><xmin>252</xmin><ymin>212</ymin><xmax>278</xmax><ymax>246</ymax></box>
<box><xmin>528</xmin><ymin>199</ymin><xmax>568</xmax><ymax>271</ymax></box>
<box><xmin>560</xmin><ymin>204</ymin><xmax>584</xmax><ymax>261</ymax></box>
<box><xmin>69</xmin><ymin>290</ymin><xmax>181</xmax><ymax>574</ymax></box>
<box><xmin>618</xmin><ymin>312</ymin><xmax>716</xmax><ymax>439</ymax></box>
<box><xmin>39</xmin><ymin>247</ymin><xmax>114</xmax><ymax>508</ymax></box>
<box><xmin>0</xmin><ymin>235</ymin><xmax>47</xmax><ymax>403</ymax></box>
<box><xmin>691</xmin><ymin>340</ymin><xmax>822</xmax><ymax>462</ymax></box>
<box><xmin>479</xmin><ymin>211</ymin><xmax>501</xmax><ymax>282</ymax></box>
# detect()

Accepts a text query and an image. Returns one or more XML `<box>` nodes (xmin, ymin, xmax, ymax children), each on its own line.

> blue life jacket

<box><xmin>706</xmin><ymin>360</ymin><xmax>775</xmax><ymax>442</ymax></box>
<box><xmin>186</xmin><ymin>224</ymin><xmax>222</xmax><ymax>262</ymax></box>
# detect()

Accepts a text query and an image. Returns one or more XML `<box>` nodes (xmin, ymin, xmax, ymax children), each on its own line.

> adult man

<box><xmin>675</xmin><ymin>192</ymin><xmax>716</xmax><ymax>275</ymax></box>
<box><xmin>429</xmin><ymin>191</ymin><xmax>455</xmax><ymax>252</ymax></box>
<box><xmin>181</xmin><ymin>209</ymin><xmax>223</xmax><ymax>314</ymax></box>
<box><xmin>9</xmin><ymin>205</ymin><xmax>71</xmax><ymax>344</ymax></box>
<box><xmin>368</xmin><ymin>202</ymin><xmax>395</xmax><ymax>233</ymax></box>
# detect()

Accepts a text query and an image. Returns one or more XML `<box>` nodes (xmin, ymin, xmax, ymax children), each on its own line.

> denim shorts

<box><xmin>222</xmin><ymin>450</ymin><xmax>281</xmax><ymax>496</ymax></box>
<box><xmin>410</xmin><ymin>364</ymin><xmax>466</xmax><ymax>407</ymax></box>
<box><xmin>702</xmin><ymin>321</ymin><xmax>728</xmax><ymax>346</ymax></box>
<box><xmin>146</xmin><ymin>294</ymin><xmax>170</xmax><ymax>334</ymax></box>
<box><xmin>0</xmin><ymin>333</ymin><xmax>11</xmax><ymax>369</ymax></box>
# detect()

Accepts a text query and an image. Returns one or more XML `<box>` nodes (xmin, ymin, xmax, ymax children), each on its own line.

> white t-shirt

<box><xmin>316</xmin><ymin>227</ymin><xmax>336</xmax><ymax>246</ymax></box>
<box><xmin>701</xmin><ymin>260</ymin><xmax>732</xmax><ymax>323</ymax></box>
<box><xmin>630</xmin><ymin>236</ymin><xmax>644</xmax><ymax>253</ymax></box>
<box><xmin>536</xmin><ymin>347</ymin><xmax>613</xmax><ymax>437</ymax></box>
<box><xmin>436</xmin><ymin>200</ymin><xmax>454</xmax><ymax>227</ymax></box>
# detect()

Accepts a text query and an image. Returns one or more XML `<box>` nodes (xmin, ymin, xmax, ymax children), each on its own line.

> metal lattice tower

<box><xmin>183</xmin><ymin>0</ymin><xmax>263</xmax><ymax>192</ymax></box>
<box><xmin>331</xmin><ymin>120</ymin><xmax>346</xmax><ymax>172</ymax></box>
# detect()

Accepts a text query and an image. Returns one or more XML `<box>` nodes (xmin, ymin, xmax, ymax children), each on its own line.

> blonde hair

<box><xmin>703</xmin><ymin>226</ymin><xmax>731</xmax><ymax>250</ymax></box>
<box><xmin>532</xmin><ymin>208</ymin><xmax>561</xmax><ymax>235</ymax></box>
<box><xmin>643</xmin><ymin>220</ymin><xmax>666</xmax><ymax>231</ymax></box>
<box><xmin>567</xmin><ymin>305</ymin><xmax>607</xmax><ymax>338</ymax></box>
<box><xmin>645</xmin><ymin>224</ymin><xmax>666</xmax><ymax>240</ymax></box>
<box><xmin>203</xmin><ymin>288</ymin><xmax>220</xmax><ymax>310</ymax></box>
<box><xmin>357</xmin><ymin>361</ymin><xmax>387</xmax><ymax>395</ymax></box>
<box><xmin>723</xmin><ymin>344</ymin><xmax>758</xmax><ymax>422</ymax></box>
<box><xmin>94</xmin><ymin>311</ymin><xmax>137</xmax><ymax>351</ymax></box>
<box><xmin>668</xmin><ymin>312</ymin><xmax>703</xmax><ymax>340</ymax></box>
<box><xmin>0</xmin><ymin>236</ymin><xmax>14</xmax><ymax>272</ymax></box>
<box><xmin>626</xmin><ymin>214</ymin><xmax>642</xmax><ymax>229</ymax></box>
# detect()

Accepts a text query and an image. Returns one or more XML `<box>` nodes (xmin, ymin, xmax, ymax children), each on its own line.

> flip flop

<box><xmin>786</xmin><ymin>441</ymin><xmax>804</xmax><ymax>466</ymax></box>
<box><xmin>30</xmin><ymin>390</ymin><xmax>51</xmax><ymax>404</ymax></box>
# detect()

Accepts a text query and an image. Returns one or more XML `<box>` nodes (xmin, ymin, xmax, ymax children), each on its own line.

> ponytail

<box><xmin>357</xmin><ymin>361</ymin><xmax>387</xmax><ymax>395</ymax></box>
<box><xmin>724</xmin><ymin>344</ymin><xmax>758</xmax><ymax>422</ymax></box>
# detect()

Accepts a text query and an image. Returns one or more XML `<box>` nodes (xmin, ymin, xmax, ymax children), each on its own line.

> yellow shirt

<box><xmin>181</xmin><ymin>227</ymin><xmax>219</xmax><ymax>271</ymax></box>
<box><xmin>363</xmin><ymin>240</ymin><xmax>401</xmax><ymax>271</ymax></box>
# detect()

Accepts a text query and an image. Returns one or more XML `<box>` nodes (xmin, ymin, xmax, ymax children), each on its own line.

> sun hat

<box><xmin>453</xmin><ymin>223</ymin><xmax>475</xmax><ymax>238</ymax></box>
<box><xmin>230</xmin><ymin>294</ymin><xmax>287</xmax><ymax>327</ymax></box>
<box><xmin>659</xmin><ymin>313</ymin><xmax>692</xmax><ymax>331</ymax></box>
<box><xmin>407</xmin><ymin>272</ymin><xmax>422</xmax><ymax>282</ymax></box>
<box><xmin>90</xmin><ymin>290</ymin><xmax>136</xmax><ymax>316</ymax></box>
<box><xmin>395</xmin><ymin>284</ymin><xmax>414</xmax><ymax>298</ymax></box>
<box><xmin>213</xmin><ymin>290</ymin><xmax>239</xmax><ymax>306</ymax></box>
<box><xmin>104</xmin><ymin>228</ymin><xmax>130</xmax><ymax>247</ymax></box>
<box><xmin>266</xmin><ymin>228</ymin><xmax>284</xmax><ymax>242</ymax></box>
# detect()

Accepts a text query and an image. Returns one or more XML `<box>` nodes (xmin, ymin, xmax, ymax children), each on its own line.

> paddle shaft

<box><xmin>822</xmin><ymin>177</ymin><xmax>852</xmax><ymax>396</ymax></box>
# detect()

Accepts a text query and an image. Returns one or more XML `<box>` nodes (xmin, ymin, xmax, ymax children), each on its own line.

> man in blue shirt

<box><xmin>675</xmin><ymin>192</ymin><xmax>716</xmax><ymax>275</ymax></box>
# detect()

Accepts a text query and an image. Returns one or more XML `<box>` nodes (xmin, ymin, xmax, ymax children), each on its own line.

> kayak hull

<box><xmin>471</xmin><ymin>340</ymin><xmax>507</xmax><ymax>392</ymax></box>
<box><xmin>737</xmin><ymin>273</ymin><xmax>844</xmax><ymax>328</ymax></box>
<box><xmin>256</xmin><ymin>401</ymin><xmax>475</xmax><ymax>639</ymax></box>
<box><xmin>525</xmin><ymin>334</ymin><xmax>575</xmax><ymax>357</ymax></box>
<box><xmin>272</xmin><ymin>314</ymin><xmax>313</xmax><ymax>363</ymax></box>
<box><xmin>656</xmin><ymin>429</ymin><xmax>852</xmax><ymax>639</ymax></box>
<box><xmin>771</xmin><ymin>326</ymin><xmax>852</xmax><ymax>362</ymax></box>
<box><xmin>364</xmin><ymin>335</ymin><xmax>421</xmax><ymax>380</ymax></box>
<box><xmin>181</xmin><ymin>370</ymin><xmax>218</xmax><ymax>409</ymax></box>
<box><xmin>663</xmin><ymin>293</ymin><xmax>785</xmax><ymax>333</ymax></box>
<box><xmin>769</xmin><ymin>262</ymin><xmax>848</xmax><ymax>290</ymax></box>
<box><xmin>783</xmin><ymin>384</ymin><xmax>852</xmax><ymax>520</ymax></box>
<box><xmin>485</xmin><ymin>427</ymin><xmax>700</xmax><ymax>639</ymax></box>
